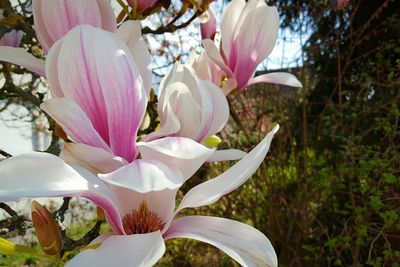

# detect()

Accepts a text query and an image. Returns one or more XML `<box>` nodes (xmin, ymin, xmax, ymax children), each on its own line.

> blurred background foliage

<box><xmin>0</xmin><ymin>0</ymin><xmax>399</xmax><ymax>266</ymax></box>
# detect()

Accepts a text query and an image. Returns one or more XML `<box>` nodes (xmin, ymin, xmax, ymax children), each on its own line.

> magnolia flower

<box><xmin>0</xmin><ymin>29</ymin><xmax>24</xmax><ymax>47</ymax></box>
<box><xmin>200</xmin><ymin>8</ymin><xmax>217</xmax><ymax>40</ymax></box>
<box><xmin>0</xmin><ymin>125</ymin><xmax>279</xmax><ymax>267</ymax></box>
<box><xmin>0</xmin><ymin>0</ymin><xmax>119</xmax><ymax>77</ymax></box>
<box><xmin>0</xmin><ymin>10</ymin><xmax>24</xmax><ymax>47</ymax></box>
<box><xmin>33</xmin><ymin>0</ymin><xmax>116</xmax><ymax>53</ymax></box>
<box><xmin>202</xmin><ymin>0</ymin><xmax>302</xmax><ymax>93</ymax></box>
<box><xmin>0</xmin><ymin>22</ymin><xmax>155</xmax><ymax>171</ymax></box>
<box><xmin>146</xmin><ymin>63</ymin><xmax>244</xmax><ymax>161</ymax></box>
<box><xmin>147</xmin><ymin>63</ymin><xmax>228</xmax><ymax>143</ymax></box>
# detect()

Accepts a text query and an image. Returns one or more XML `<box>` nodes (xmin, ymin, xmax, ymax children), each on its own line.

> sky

<box><xmin>0</xmin><ymin>0</ymin><xmax>306</xmax><ymax>156</ymax></box>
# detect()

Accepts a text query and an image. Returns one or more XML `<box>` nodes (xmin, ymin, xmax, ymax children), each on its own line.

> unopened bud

<box><xmin>31</xmin><ymin>201</ymin><xmax>62</xmax><ymax>257</ymax></box>
<box><xmin>200</xmin><ymin>8</ymin><xmax>217</xmax><ymax>40</ymax></box>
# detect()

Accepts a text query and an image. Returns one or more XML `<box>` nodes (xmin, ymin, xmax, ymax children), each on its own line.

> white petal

<box><xmin>202</xmin><ymin>39</ymin><xmax>233</xmax><ymax>77</ymax></box>
<box><xmin>60</xmin><ymin>143</ymin><xmax>128</xmax><ymax>174</ymax></box>
<box><xmin>202</xmin><ymin>79</ymin><xmax>229</xmax><ymax>137</ymax></box>
<box><xmin>176</xmin><ymin>125</ymin><xmax>279</xmax><ymax>213</ymax></box>
<box><xmin>66</xmin><ymin>232</ymin><xmax>165</xmax><ymax>267</ymax></box>
<box><xmin>0</xmin><ymin>152</ymin><xmax>91</xmax><ymax>201</ymax></box>
<box><xmin>98</xmin><ymin>159</ymin><xmax>183</xmax><ymax>228</ymax></box>
<box><xmin>116</xmin><ymin>21</ymin><xmax>152</xmax><ymax>96</ymax></box>
<box><xmin>248</xmin><ymin>72</ymin><xmax>302</xmax><ymax>88</ymax></box>
<box><xmin>0</xmin><ymin>152</ymin><xmax>125</xmax><ymax>234</ymax></box>
<box><xmin>98</xmin><ymin>159</ymin><xmax>183</xmax><ymax>193</ymax></box>
<box><xmin>137</xmin><ymin>137</ymin><xmax>214</xmax><ymax>181</ymax></box>
<box><xmin>164</xmin><ymin>216</ymin><xmax>277</xmax><ymax>267</ymax></box>
<box><xmin>0</xmin><ymin>46</ymin><xmax>45</xmax><ymax>76</ymax></box>
<box><xmin>206</xmin><ymin>149</ymin><xmax>247</xmax><ymax>162</ymax></box>
<box><xmin>220</xmin><ymin>0</ymin><xmax>246</xmax><ymax>59</ymax></box>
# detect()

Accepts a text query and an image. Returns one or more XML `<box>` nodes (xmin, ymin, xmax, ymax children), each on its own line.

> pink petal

<box><xmin>200</xmin><ymin>8</ymin><xmax>217</xmax><ymax>40</ymax></box>
<box><xmin>176</xmin><ymin>125</ymin><xmax>279</xmax><ymax>213</ymax></box>
<box><xmin>164</xmin><ymin>216</ymin><xmax>277</xmax><ymax>267</ymax></box>
<box><xmin>33</xmin><ymin>0</ymin><xmax>116</xmax><ymax>53</ymax></box>
<box><xmin>0</xmin><ymin>30</ymin><xmax>24</xmax><ymax>47</ymax></box>
<box><xmin>137</xmin><ymin>137</ymin><xmax>214</xmax><ymax>181</ymax></box>
<box><xmin>233</xmin><ymin>5</ymin><xmax>279</xmax><ymax>89</ymax></box>
<box><xmin>66</xmin><ymin>232</ymin><xmax>165</xmax><ymax>267</ymax></box>
<box><xmin>0</xmin><ymin>46</ymin><xmax>45</xmax><ymax>76</ymax></box>
<box><xmin>247</xmin><ymin>72</ymin><xmax>302</xmax><ymax>88</ymax></box>
<box><xmin>41</xmin><ymin>98</ymin><xmax>111</xmax><ymax>152</ymax></box>
<box><xmin>60</xmin><ymin>143</ymin><xmax>128</xmax><ymax>174</ymax></box>
<box><xmin>49</xmin><ymin>25</ymin><xmax>147</xmax><ymax>161</ymax></box>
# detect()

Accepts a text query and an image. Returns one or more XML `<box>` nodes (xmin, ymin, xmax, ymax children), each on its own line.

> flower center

<box><xmin>122</xmin><ymin>201</ymin><xmax>165</xmax><ymax>235</ymax></box>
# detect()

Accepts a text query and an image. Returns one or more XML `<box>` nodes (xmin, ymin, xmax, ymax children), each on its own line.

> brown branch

<box><xmin>61</xmin><ymin>220</ymin><xmax>102</xmax><ymax>255</ymax></box>
<box><xmin>142</xmin><ymin>9</ymin><xmax>203</xmax><ymax>35</ymax></box>
<box><xmin>0</xmin><ymin>149</ymin><xmax>12</xmax><ymax>158</ymax></box>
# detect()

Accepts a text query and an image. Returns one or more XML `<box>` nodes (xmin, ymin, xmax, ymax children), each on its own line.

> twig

<box><xmin>61</xmin><ymin>220</ymin><xmax>103</xmax><ymax>255</ymax></box>
<box><xmin>142</xmin><ymin>10</ymin><xmax>203</xmax><ymax>35</ymax></box>
<box><xmin>0</xmin><ymin>149</ymin><xmax>12</xmax><ymax>158</ymax></box>
<box><xmin>53</xmin><ymin>197</ymin><xmax>71</xmax><ymax>223</ymax></box>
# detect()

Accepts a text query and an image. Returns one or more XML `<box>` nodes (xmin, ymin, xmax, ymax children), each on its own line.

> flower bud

<box><xmin>200</xmin><ymin>8</ymin><xmax>217</xmax><ymax>40</ymax></box>
<box><xmin>31</xmin><ymin>201</ymin><xmax>62</xmax><ymax>257</ymax></box>
<box><xmin>147</xmin><ymin>64</ymin><xmax>229</xmax><ymax>143</ymax></box>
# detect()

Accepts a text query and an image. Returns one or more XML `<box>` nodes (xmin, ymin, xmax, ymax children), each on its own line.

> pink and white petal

<box><xmin>39</xmin><ymin>0</ymin><xmax>102</xmax><ymax>48</ymax></box>
<box><xmin>233</xmin><ymin>6</ymin><xmax>279</xmax><ymax>89</ymax></box>
<box><xmin>247</xmin><ymin>72</ymin><xmax>302</xmax><ymax>88</ymax></box>
<box><xmin>0</xmin><ymin>46</ymin><xmax>45</xmax><ymax>76</ymax></box>
<box><xmin>97</xmin><ymin>0</ymin><xmax>118</xmax><ymax>32</ymax></box>
<box><xmin>60</xmin><ymin>143</ymin><xmax>128</xmax><ymax>174</ymax></box>
<box><xmin>45</xmin><ymin>39</ymin><xmax>64</xmax><ymax>97</ymax></box>
<box><xmin>66</xmin><ymin>232</ymin><xmax>165</xmax><ymax>267</ymax></box>
<box><xmin>99</xmin><ymin>159</ymin><xmax>183</xmax><ymax>227</ymax></box>
<box><xmin>55</xmin><ymin>26</ymin><xmax>110</xmax><ymax>143</ymax></box>
<box><xmin>176</xmin><ymin>125</ymin><xmax>279</xmax><ymax>213</ymax></box>
<box><xmin>116</xmin><ymin>21</ymin><xmax>152</xmax><ymax>96</ymax></box>
<box><xmin>220</xmin><ymin>0</ymin><xmax>246</xmax><ymax>59</ymax></box>
<box><xmin>137</xmin><ymin>137</ymin><xmax>214</xmax><ymax>181</ymax></box>
<box><xmin>41</xmin><ymin>98</ymin><xmax>111</xmax><ymax>152</ymax></box>
<box><xmin>93</xmin><ymin>27</ymin><xmax>147</xmax><ymax>161</ymax></box>
<box><xmin>202</xmin><ymin>39</ymin><xmax>233</xmax><ymax>77</ymax></box>
<box><xmin>99</xmin><ymin>159</ymin><xmax>183</xmax><ymax>194</ymax></box>
<box><xmin>164</xmin><ymin>216</ymin><xmax>277</xmax><ymax>267</ymax></box>
<box><xmin>206</xmin><ymin>149</ymin><xmax>247</xmax><ymax>162</ymax></box>
<box><xmin>32</xmin><ymin>0</ymin><xmax>54</xmax><ymax>53</ymax></box>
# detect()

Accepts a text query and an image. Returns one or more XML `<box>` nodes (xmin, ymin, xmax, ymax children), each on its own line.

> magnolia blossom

<box><xmin>0</xmin><ymin>10</ymin><xmax>24</xmax><ymax>47</ymax></box>
<box><xmin>33</xmin><ymin>0</ymin><xmax>116</xmax><ymax>53</ymax></box>
<box><xmin>0</xmin><ymin>125</ymin><xmax>279</xmax><ymax>267</ymax></box>
<box><xmin>0</xmin><ymin>0</ymin><xmax>118</xmax><ymax>77</ymax></box>
<box><xmin>201</xmin><ymin>0</ymin><xmax>302</xmax><ymax>93</ymax></box>
<box><xmin>147</xmin><ymin>64</ymin><xmax>228</xmax><ymax>143</ymax></box>
<box><xmin>200</xmin><ymin>8</ymin><xmax>217</xmax><ymax>40</ymax></box>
